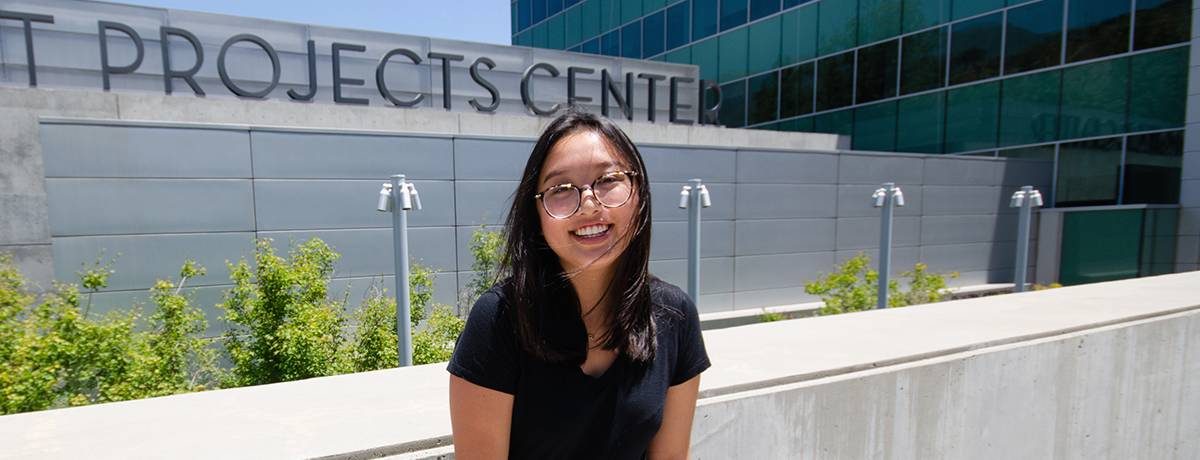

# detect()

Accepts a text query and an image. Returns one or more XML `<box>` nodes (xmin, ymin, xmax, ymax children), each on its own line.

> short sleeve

<box><xmin>446</xmin><ymin>290</ymin><xmax>519</xmax><ymax>394</ymax></box>
<box><xmin>670</xmin><ymin>292</ymin><xmax>711</xmax><ymax>386</ymax></box>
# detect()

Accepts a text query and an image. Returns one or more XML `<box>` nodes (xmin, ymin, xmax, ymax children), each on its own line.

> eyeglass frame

<box><xmin>533</xmin><ymin>170</ymin><xmax>640</xmax><ymax>219</ymax></box>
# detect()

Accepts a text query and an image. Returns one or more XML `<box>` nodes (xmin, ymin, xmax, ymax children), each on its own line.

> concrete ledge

<box><xmin>1</xmin><ymin>272</ymin><xmax>1197</xmax><ymax>458</ymax></box>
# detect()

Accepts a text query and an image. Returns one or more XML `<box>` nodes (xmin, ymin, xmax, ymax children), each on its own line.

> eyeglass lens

<box><xmin>542</xmin><ymin>172</ymin><xmax>633</xmax><ymax>218</ymax></box>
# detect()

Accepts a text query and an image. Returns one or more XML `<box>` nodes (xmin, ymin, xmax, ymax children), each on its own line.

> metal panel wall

<box><xmin>40</xmin><ymin>120</ymin><xmax>1051</xmax><ymax>333</ymax></box>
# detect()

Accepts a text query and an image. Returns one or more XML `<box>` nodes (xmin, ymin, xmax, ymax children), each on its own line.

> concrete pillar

<box><xmin>1178</xmin><ymin>0</ymin><xmax>1200</xmax><ymax>272</ymax></box>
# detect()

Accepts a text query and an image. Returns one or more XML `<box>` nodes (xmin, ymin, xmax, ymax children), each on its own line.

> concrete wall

<box><xmin>1</xmin><ymin>270</ymin><xmax>1195</xmax><ymax>460</ymax></box>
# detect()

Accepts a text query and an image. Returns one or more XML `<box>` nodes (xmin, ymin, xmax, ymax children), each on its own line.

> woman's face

<box><xmin>536</xmin><ymin>130</ymin><xmax>640</xmax><ymax>276</ymax></box>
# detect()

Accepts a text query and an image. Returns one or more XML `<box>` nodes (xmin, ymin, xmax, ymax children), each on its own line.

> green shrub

<box><xmin>805</xmin><ymin>253</ymin><xmax>957</xmax><ymax>316</ymax></box>
<box><xmin>461</xmin><ymin>226</ymin><xmax>505</xmax><ymax>308</ymax></box>
<box><xmin>412</xmin><ymin>305</ymin><xmax>466</xmax><ymax>365</ymax></box>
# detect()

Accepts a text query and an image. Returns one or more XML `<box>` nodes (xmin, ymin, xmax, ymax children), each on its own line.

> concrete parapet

<box><xmin>1</xmin><ymin>272</ymin><xmax>1197</xmax><ymax>458</ymax></box>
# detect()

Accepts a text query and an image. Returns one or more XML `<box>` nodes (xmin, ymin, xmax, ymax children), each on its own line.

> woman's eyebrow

<box><xmin>541</xmin><ymin>161</ymin><xmax>621</xmax><ymax>185</ymax></box>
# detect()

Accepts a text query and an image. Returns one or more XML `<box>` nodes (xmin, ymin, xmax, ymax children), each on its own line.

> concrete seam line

<box><xmin>693</xmin><ymin>301</ymin><xmax>1200</xmax><ymax>401</ymax></box>
<box><xmin>306</xmin><ymin>435</ymin><xmax>453</xmax><ymax>460</ymax></box>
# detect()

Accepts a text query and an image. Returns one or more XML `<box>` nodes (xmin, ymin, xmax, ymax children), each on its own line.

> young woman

<box><xmin>447</xmin><ymin>109</ymin><xmax>711</xmax><ymax>459</ymax></box>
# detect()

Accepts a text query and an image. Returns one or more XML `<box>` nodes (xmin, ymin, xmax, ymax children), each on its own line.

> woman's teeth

<box><xmin>573</xmin><ymin>224</ymin><xmax>610</xmax><ymax>237</ymax></box>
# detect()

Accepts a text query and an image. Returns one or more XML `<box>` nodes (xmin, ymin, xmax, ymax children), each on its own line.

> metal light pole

<box><xmin>679</xmin><ymin>179</ymin><xmax>711</xmax><ymax>303</ymax></box>
<box><xmin>1010</xmin><ymin>186</ymin><xmax>1043</xmax><ymax>293</ymax></box>
<box><xmin>377</xmin><ymin>174</ymin><xmax>421</xmax><ymax>367</ymax></box>
<box><xmin>872</xmin><ymin>183</ymin><xmax>905</xmax><ymax>309</ymax></box>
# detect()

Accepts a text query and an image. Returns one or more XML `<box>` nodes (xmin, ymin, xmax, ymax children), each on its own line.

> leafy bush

<box><xmin>805</xmin><ymin>253</ymin><xmax>958</xmax><ymax>316</ymax></box>
<box><xmin>460</xmin><ymin>226</ymin><xmax>506</xmax><ymax>309</ymax></box>
<box><xmin>0</xmin><ymin>255</ymin><xmax>215</xmax><ymax>414</ymax></box>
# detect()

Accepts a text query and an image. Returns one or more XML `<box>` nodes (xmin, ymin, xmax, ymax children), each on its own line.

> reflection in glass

<box><xmin>1134</xmin><ymin>0</ymin><xmax>1192</xmax><ymax>50</ymax></box>
<box><xmin>666</xmin><ymin>2</ymin><xmax>691</xmax><ymax>50</ymax></box>
<box><xmin>901</xmin><ymin>27</ymin><xmax>947</xmax><ymax>95</ymax></box>
<box><xmin>748</xmin><ymin>72</ymin><xmax>780</xmax><ymax>125</ymax></box>
<box><xmin>1129</xmin><ymin>48</ymin><xmax>1187</xmax><ymax>132</ymax></box>
<box><xmin>853</xmin><ymin>101</ymin><xmax>898</xmax><ymax>151</ymax></box>
<box><xmin>817</xmin><ymin>51</ymin><xmax>855</xmax><ymax>111</ymax></box>
<box><xmin>1124</xmin><ymin>131</ymin><xmax>1183</xmax><ymax>204</ymax></box>
<box><xmin>1004</xmin><ymin>0</ymin><xmax>1063</xmax><ymax>74</ymax></box>
<box><xmin>643</xmin><ymin>11</ymin><xmax>666</xmax><ymax>58</ymax></box>
<box><xmin>1066</xmin><ymin>0</ymin><xmax>1130</xmax><ymax>62</ymax></box>
<box><xmin>999</xmin><ymin>71</ymin><xmax>1061</xmax><ymax>147</ymax></box>
<box><xmin>949</xmin><ymin>12</ymin><xmax>1002</xmax><ymax>85</ymax></box>
<box><xmin>944</xmin><ymin>81</ymin><xmax>999</xmax><ymax>152</ymax></box>
<box><xmin>897</xmin><ymin>92</ymin><xmax>945</xmax><ymax>153</ymax></box>
<box><xmin>1056</xmin><ymin>137</ymin><xmax>1122</xmax><ymax>207</ymax></box>
<box><xmin>819</xmin><ymin>0</ymin><xmax>859</xmax><ymax>55</ymax></box>
<box><xmin>721</xmin><ymin>0</ymin><xmax>748</xmax><ymax>31</ymax></box>
<box><xmin>719</xmin><ymin>80</ymin><xmax>747</xmax><ymax>128</ymax></box>
<box><xmin>693</xmin><ymin>0</ymin><xmax>719</xmax><ymax>40</ymax></box>
<box><xmin>1060</xmin><ymin>58</ymin><xmax>1128</xmax><ymax>140</ymax></box>
<box><xmin>621</xmin><ymin>21</ymin><xmax>641</xmax><ymax>58</ymax></box>
<box><xmin>780</xmin><ymin>63</ymin><xmax>815</xmax><ymax>118</ymax></box>
<box><xmin>859</xmin><ymin>0</ymin><xmax>902</xmax><ymax>44</ymax></box>
<box><xmin>902</xmin><ymin>0</ymin><xmax>951</xmax><ymax>33</ymax></box>
<box><xmin>857</xmin><ymin>40</ymin><xmax>899</xmax><ymax>104</ymax></box>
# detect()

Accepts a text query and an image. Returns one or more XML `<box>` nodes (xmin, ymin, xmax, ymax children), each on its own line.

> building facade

<box><xmin>513</xmin><ymin>0</ymin><xmax>1198</xmax><ymax>283</ymax></box>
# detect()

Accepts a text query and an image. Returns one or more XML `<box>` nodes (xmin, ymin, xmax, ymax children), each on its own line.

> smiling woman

<box><xmin>447</xmin><ymin>109</ymin><xmax>711</xmax><ymax>459</ymax></box>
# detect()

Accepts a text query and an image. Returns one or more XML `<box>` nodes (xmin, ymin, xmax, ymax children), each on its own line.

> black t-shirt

<box><xmin>446</xmin><ymin>277</ymin><xmax>711</xmax><ymax>459</ymax></box>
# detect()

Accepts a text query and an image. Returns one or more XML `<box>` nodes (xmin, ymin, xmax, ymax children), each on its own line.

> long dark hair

<box><xmin>500</xmin><ymin>108</ymin><xmax>656</xmax><ymax>365</ymax></box>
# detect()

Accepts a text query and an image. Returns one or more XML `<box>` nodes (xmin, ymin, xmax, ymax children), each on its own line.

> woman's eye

<box><xmin>547</xmin><ymin>185</ymin><xmax>574</xmax><ymax>197</ymax></box>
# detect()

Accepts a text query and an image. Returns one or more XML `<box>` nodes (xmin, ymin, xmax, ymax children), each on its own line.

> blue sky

<box><xmin>117</xmin><ymin>0</ymin><xmax>512</xmax><ymax>45</ymax></box>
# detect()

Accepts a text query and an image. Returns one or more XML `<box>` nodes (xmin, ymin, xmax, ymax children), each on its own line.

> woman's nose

<box><xmin>578</xmin><ymin>187</ymin><xmax>602</xmax><ymax>213</ymax></box>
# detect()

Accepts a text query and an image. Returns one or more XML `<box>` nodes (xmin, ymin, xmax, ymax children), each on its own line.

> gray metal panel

<box><xmin>650</xmin><ymin>182</ymin><xmax>736</xmax><ymax>222</ymax></box>
<box><xmin>453</xmin><ymin>139</ymin><xmax>534</xmax><ymax>180</ymax></box>
<box><xmin>258</xmin><ymin>226</ymin><xmax>457</xmax><ymax>275</ymax></box>
<box><xmin>454</xmin><ymin>181</ymin><xmax>517</xmax><ymax>226</ymax></box>
<box><xmin>735</xmin><ymin>218</ymin><xmax>837</xmax><ymax>256</ymax></box>
<box><xmin>252</xmin><ymin>179</ymin><xmax>455</xmax><ymax>230</ymax></box>
<box><xmin>920</xmin><ymin>214</ymin><xmax>1017</xmax><ymax>246</ymax></box>
<box><xmin>650</xmin><ymin>220</ymin><xmax>735</xmax><ymax>260</ymax></box>
<box><xmin>735</xmin><ymin>184</ymin><xmax>838</xmax><ymax>219</ymax></box>
<box><xmin>835</xmin><ymin>216</ymin><xmax>921</xmax><ymax>250</ymax></box>
<box><xmin>736</xmin><ymin>150</ymin><xmax>839</xmax><ymax>184</ymax></box>
<box><xmin>734</xmin><ymin>252</ymin><xmax>836</xmax><ymax>291</ymax></box>
<box><xmin>41</xmin><ymin>124</ymin><xmax>251</xmax><ymax>178</ymax></box>
<box><xmin>51</xmin><ymin>232</ymin><xmax>255</xmax><ymax>291</ymax></box>
<box><xmin>921</xmin><ymin>186</ymin><xmax>1005</xmax><ymax>216</ymax></box>
<box><xmin>640</xmin><ymin>146</ymin><xmax>736</xmax><ymax>183</ymax></box>
<box><xmin>250</xmin><ymin>132</ymin><xmax>454</xmax><ymax>179</ymax></box>
<box><xmin>920</xmin><ymin>242</ymin><xmax>1018</xmax><ymax>273</ymax></box>
<box><xmin>649</xmin><ymin>257</ymin><xmax>734</xmax><ymax>295</ymax></box>
<box><xmin>46</xmin><ymin>178</ymin><xmax>255</xmax><ymax>236</ymax></box>
<box><xmin>696</xmin><ymin>292</ymin><xmax>734</xmax><ymax>314</ymax></box>
<box><xmin>837</xmin><ymin>184</ymin><xmax>925</xmax><ymax>217</ymax></box>
<box><xmin>733</xmin><ymin>286</ymin><xmax>817</xmax><ymax>309</ymax></box>
<box><xmin>922</xmin><ymin>157</ymin><xmax>1001</xmax><ymax>186</ymax></box>
<box><xmin>997</xmin><ymin>159</ymin><xmax>1054</xmax><ymax>190</ymax></box>
<box><xmin>837</xmin><ymin>154</ymin><xmax>925</xmax><ymax>185</ymax></box>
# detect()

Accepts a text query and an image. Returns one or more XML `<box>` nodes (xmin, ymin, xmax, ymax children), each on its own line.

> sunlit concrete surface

<box><xmin>1</xmin><ymin>272</ymin><xmax>1196</xmax><ymax>459</ymax></box>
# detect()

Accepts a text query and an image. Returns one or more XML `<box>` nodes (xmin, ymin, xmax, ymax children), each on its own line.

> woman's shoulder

<box><xmin>649</xmin><ymin>276</ymin><xmax>696</xmax><ymax>322</ymax></box>
<box><xmin>463</xmin><ymin>280</ymin><xmax>515</xmax><ymax>326</ymax></box>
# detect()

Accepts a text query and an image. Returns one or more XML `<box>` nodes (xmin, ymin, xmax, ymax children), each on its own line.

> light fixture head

<box><xmin>698</xmin><ymin>184</ymin><xmax>712</xmax><ymax>208</ymax></box>
<box><xmin>893</xmin><ymin>188</ymin><xmax>905</xmax><ymax>207</ymax></box>
<box><xmin>872</xmin><ymin>188</ymin><xmax>886</xmax><ymax>208</ymax></box>
<box><xmin>377</xmin><ymin>183</ymin><xmax>393</xmax><ymax>212</ymax></box>
<box><xmin>678</xmin><ymin>186</ymin><xmax>691</xmax><ymax>209</ymax></box>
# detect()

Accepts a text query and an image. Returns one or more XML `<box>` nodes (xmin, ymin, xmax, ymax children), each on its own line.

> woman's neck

<box><xmin>568</xmin><ymin>265</ymin><xmax>615</xmax><ymax>330</ymax></box>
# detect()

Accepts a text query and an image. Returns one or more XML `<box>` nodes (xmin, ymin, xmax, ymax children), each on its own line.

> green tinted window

<box><xmin>533</xmin><ymin>23</ymin><xmax>548</xmax><ymax>48</ymax></box>
<box><xmin>719</xmin><ymin>80</ymin><xmax>747</xmax><ymax>127</ymax></box>
<box><xmin>750</xmin><ymin>0</ymin><xmax>780</xmax><ymax>21</ymax></box>
<box><xmin>1060</xmin><ymin>57</ymin><xmax>1128</xmax><ymax>140</ymax></box>
<box><xmin>780</xmin><ymin>63</ymin><xmax>815</xmax><ymax>118</ymax></box>
<box><xmin>692</xmin><ymin>38</ymin><xmax>719</xmax><ymax>82</ymax></box>
<box><xmin>582</xmin><ymin>0</ymin><xmax>601</xmax><ymax>39</ymax></box>
<box><xmin>1066</xmin><ymin>0</ymin><xmax>1130</xmax><ymax>62</ymax></box>
<box><xmin>856</xmin><ymin>39</ymin><xmax>898</xmax><ymax>104</ymax></box>
<box><xmin>1059</xmin><ymin>209</ymin><xmax>1142</xmax><ymax>284</ymax></box>
<box><xmin>949</xmin><ymin>12</ymin><xmax>1002</xmax><ymax>85</ymax></box>
<box><xmin>600</xmin><ymin>0</ymin><xmax>621</xmax><ymax>32</ymax></box>
<box><xmin>748</xmin><ymin>72</ymin><xmax>779</xmax><ymax>125</ymax></box>
<box><xmin>566</xmin><ymin>7</ymin><xmax>583</xmax><ymax>47</ymax></box>
<box><xmin>748</xmin><ymin>16</ymin><xmax>782</xmax><ymax>75</ymax></box>
<box><xmin>859</xmin><ymin>0</ymin><xmax>902</xmax><ymax>44</ymax></box>
<box><xmin>643</xmin><ymin>12</ymin><xmax>665</xmax><ymax>57</ymax></box>
<box><xmin>601</xmin><ymin>29</ymin><xmax>620</xmax><ymax>56</ymax></box>
<box><xmin>813</xmin><ymin>109</ymin><xmax>855</xmax><ymax>136</ymax></box>
<box><xmin>853</xmin><ymin>101</ymin><xmax>898</xmax><ymax>151</ymax></box>
<box><xmin>902</xmin><ymin>0</ymin><xmax>951</xmax><ymax>33</ymax></box>
<box><xmin>900</xmin><ymin>26</ymin><xmax>946</xmax><ymax>95</ymax></box>
<box><xmin>998</xmin><ymin>144</ymin><xmax>1055</xmax><ymax>161</ymax></box>
<box><xmin>643</xmin><ymin>0</ymin><xmax>666</xmax><ymax>14</ymax></box>
<box><xmin>1129</xmin><ymin>47</ymin><xmax>1187</xmax><ymax>132</ymax></box>
<box><xmin>693</xmin><ymin>0</ymin><xmax>719</xmax><ymax>39</ymax></box>
<box><xmin>1056</xmin><ymin>137</ymin><xmax>1122</xmax><ymax>207</ymax></box>
<box><xmin>944</xmin><ymin>81</ymin><xmax>999</xmax><ymax>152</ymax></box>
<box><xmin>896</xmin><ymin>92</ymin><xmax>945</xmax><ymax>153</ymax></box>
<box><xmin>621</xmin><ymin>0</ymin><xmax>643</xmax><ymax>24</ymax></box>
<box><xmin>781</xmin><ymin>4</ymin><xmax>818</xmax><ymax>65</ymax></box>
<box><xmin>778</xmin><ymin>116</ymin><xmax>815</xmax><ymax>132</ymax></box>
<box><xmin>1140</xmin><ymin>208</ymin><xmax>1179</xmax><ymax>276</ymax></box>
<box><xmin>1124</xmin><ymin>130</ymin><xmax>1183</xmax><ymax>204</ymax></box>
<box><xmin>548</xmin><ymin>15</ymin><xmax>565</xmax><ymax>49</ymax></box>
<box><xmin>718</xmin><ymin>27</ymin><xmax>748</xmax><ymax>83</ymax></box>
<box><xmin>819</xmin><ymin>0</ymin><xmax>858</xmax><ymax>56</ymax></box>
<box><xmin>666</xmin><ymin>2</ymin><xmax>690</xmax><ymax>50</ymax></box>
<box><xmin>721</xmin><ymin>0</ymin><xmax>748</xmax><ymax>31</ymax></box>
<box><xmin>664</xmin><ymin>46</ymin><xmax>691</xmax><ymax>64</ymax></box>
<box><xmin>952</xmin><ymin>0</ymin><xmax>1003</xmax><ymax>20</ymax></box>
<box><xmin>515</xmin><ymin>30</ymin><xmax>532</xmax><ymax>47</ymax></box>
<box><xmin>621</xmin><ymin>21</ymin><xmax>641</xmax><ymax>58</ymax></box>
<box><xmin>999</xmin><ymin>71</ymin><xmax>1061</xmax><ymax>147</ymax></box>
<box><xmin>1004</xmin><ymin>0</ymin><xmax>1063</xmax><ymax>74</ymax></box>
<box><xmin>1135</xmin><ymin>0</ymin><xmax>1193</xmax><ymax>50</ymax></box>
<box><xmin>817</xmin><ymin>51</ymin><xmax>855</xmax><ymax>111</ymax></box>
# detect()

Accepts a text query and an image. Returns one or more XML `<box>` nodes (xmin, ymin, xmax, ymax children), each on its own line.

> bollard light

<box><xmin>872</xmin><ymin>183</ymin><xmax>903</xmax><ymax>309</ymax></box>
<box><xmin>375</xmin><ymin>174</ymin><xmax>422</xmax><ymax>367</ymax></box>
<box><xmin>1010</xmin><ymin>186</ymin><xmax>1043</xmax><ymax>293</ymax></box>
<box><xmin>681</xmin><ymin>179</ymin><xmax>712</xmax><ymax>303</ymax></box>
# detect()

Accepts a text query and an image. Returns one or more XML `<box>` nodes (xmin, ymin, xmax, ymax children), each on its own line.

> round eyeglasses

<box><xmin>534</xmin><ymin>170</ymin><xmax>638</xmax><ymax>219</ymax></box>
